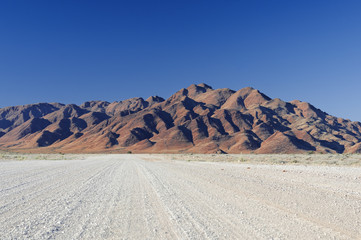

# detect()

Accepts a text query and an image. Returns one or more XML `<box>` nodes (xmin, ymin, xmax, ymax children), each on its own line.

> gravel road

<box><xmin>0</xmin><ymin>154</ymin><xmax>360</xmax><ymax>239</ymax></box>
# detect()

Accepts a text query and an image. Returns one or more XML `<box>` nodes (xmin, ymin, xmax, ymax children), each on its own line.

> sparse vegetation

<box><xmin>146</xmin><ymin>153</ymin><xmax>361</xmax><ymax>166</ymax></box>
<box><xmin>0</xmin><ymin>153</ymin><xmax>86</xmax><ymax>161</ymax></box>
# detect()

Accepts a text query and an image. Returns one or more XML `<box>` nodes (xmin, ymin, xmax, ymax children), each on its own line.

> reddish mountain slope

<box><xmin>0</xmin><ymin>84</ymin><xmax>360</xmax><ymax>154</ymax></box>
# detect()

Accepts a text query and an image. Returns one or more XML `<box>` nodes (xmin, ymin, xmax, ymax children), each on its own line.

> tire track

<box><xmin>1</xmin><ymin>154</ymin><xmax>360</xmax><ymax>239</ymax></box>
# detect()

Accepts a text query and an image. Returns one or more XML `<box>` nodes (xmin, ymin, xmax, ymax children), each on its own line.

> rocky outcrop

<box><xmin>0</xmin><ymin>84</ymin><xmax>360</xmax><ymax>154</ymax></box>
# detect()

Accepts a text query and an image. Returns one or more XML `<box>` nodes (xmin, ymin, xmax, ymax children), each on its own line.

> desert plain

<box><xmin>0</xmin><ymin>153</ymin><xmax>360</xmax><ymax>239</ymax></box>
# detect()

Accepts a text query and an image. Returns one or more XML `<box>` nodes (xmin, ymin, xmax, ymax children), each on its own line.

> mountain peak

<box><xmin>0</xmin><ymin>83</ymin><xmax>360</xmax><ymax>154</ymax></box>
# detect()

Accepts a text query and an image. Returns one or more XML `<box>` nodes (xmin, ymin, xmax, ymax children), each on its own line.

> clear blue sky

<box><xmin>1</xmin><ymin>0</ymin><xmax>360</xmax><ymax>121</ymax></box>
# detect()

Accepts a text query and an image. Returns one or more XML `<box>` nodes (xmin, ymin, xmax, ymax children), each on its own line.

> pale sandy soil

<box><xmin>0</xmin><ymin>154</ymin><xmax>360</xmax><ymax>239</ymax></box>
<box><xmin>152</xmin><ymin>153</ymin><xmax>361</xmax><ymax>166</ymax></box>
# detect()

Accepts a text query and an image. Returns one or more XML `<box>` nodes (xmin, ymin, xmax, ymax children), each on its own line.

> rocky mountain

<box><xmin>0</xmin><ymin>84</ymin><xmax>360</xmax><ymax>154</ymax></box>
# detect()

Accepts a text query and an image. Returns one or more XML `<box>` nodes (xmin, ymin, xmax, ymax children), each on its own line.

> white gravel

<box><xmin>0</xmin><ymin>154</ymin><xmax>360</xmax><ymax>239</ymax></box>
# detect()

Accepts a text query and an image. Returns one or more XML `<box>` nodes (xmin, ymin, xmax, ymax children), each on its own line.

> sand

<box><xmin>0</xmin><ymin>154</ymin><xmax>360</xmax><ymax>239</ymax></box>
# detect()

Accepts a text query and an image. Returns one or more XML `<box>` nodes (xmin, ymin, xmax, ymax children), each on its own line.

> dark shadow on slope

<box><xmin>156</xmin><ymin>110</ymin><xmax>175</xmax><ymax>129</ymax></box>
<box><xmin>37</xmin><ymin>119</ymin><xmax>73</xmax><ymax>147</ymax></box>
<box><xmin>318</xmin><ymin>140</ymin><xmax>345</xmax><ymax>153</ymax></box>
<box><xmin>258</xmin><ymin>106</ymin><xmax>291</xmax><ymax>132</ymax></box>
<box><xmin>20</xmin><ymin>118</ymin><xmax>52</xmax><ymax>138</ymax></box>
<box><xmin>208</xmin><ymin>117</ymin><xmax>227</xmax><ymax>135</ymax></box>
<box><xmin>0</xmin><ymin>119</ymin><xmax>12</xmax><ymax>129</ymax></box>
<box><xmin>196</xmin><ymin>118</ymin><xmax>209</xmax><ymax>138</ymax></box>
<box><xmin>178</xmin><ymin>126</ymin><xmax>194</xmax><ymax>143</ymax></box>
<box><xmin>131</xmin><ymin>128</ymin><xmax>153</xmax><ymax>141</ymax></box>
<box><xmin>143</xmin><ymin>114</ymin><xmax>159</xmax><ymax>134</ymax></box>
<box><xmin>71</xmin><ymin>117</ymin><xmax>88</xmax><ymax>131</ymax></box>
<box><xmin>224</xmin><ymin>110</ymin><xmax>240</xmax><ymax>132</ymax></box>
<box><xmin>288</xmin><ymin>134</ymin><xmax>316</xmax><ymax>151</ymax></box>
<box><xmin>105</xmin><ymin>131</ymin><xmax>120</xmax><ymax>146</ymax></box>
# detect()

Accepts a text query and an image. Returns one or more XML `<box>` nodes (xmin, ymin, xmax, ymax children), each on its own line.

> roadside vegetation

<box><xmin>0</xmin><ymin>152</ymin><xmax>86</xmax><ymax>161</ymax></box>
<box><xmin>151</xmin><ymin>153</ymin><xmax>361</xmax><ymax>166</ymax></box>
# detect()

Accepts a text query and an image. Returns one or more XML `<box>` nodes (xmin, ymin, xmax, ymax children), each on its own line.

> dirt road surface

<box><xmin>0</xmin><ymin>154</ymin><xmax>360</xmax><ymax>239</ymax></box>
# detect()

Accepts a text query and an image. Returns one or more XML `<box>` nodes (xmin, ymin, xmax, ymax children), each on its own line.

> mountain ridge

<box><xmin>0</xmin><ymin>83</ymin><xmax>360</xmax><ymax>154</ymax></box>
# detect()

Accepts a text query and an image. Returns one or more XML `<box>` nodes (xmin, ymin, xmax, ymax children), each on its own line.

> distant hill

<box><xmin>1</xmin><ymin>83</ymin><xmax>360</xmax><ymax>154</ymax></box>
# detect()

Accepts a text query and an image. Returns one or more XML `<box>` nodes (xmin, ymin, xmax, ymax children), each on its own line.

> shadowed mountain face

<box><xmin>0</xmin><ymin>84</ymin><xmax>360</xmax><ymax>154</ymax></box>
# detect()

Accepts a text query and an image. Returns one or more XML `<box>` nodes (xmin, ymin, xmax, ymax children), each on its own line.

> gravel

<box><xmin>0</xmin><ymin>154</ymin><xmax>360</xmax><ymax>239</ymax></box>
